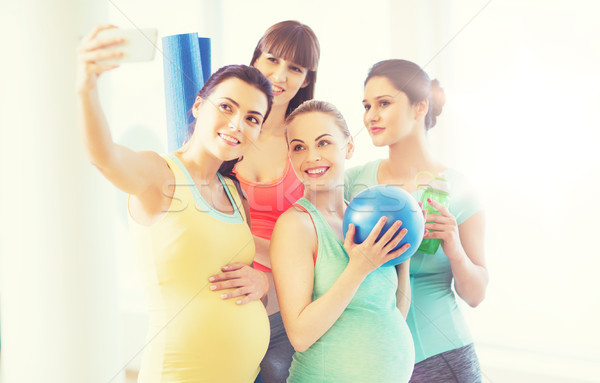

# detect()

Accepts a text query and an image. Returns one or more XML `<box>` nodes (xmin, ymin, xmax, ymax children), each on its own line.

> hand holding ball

<box><xmin>343</xmin><ymin>185</ymin><xmax>425</xmax><ymax>267</ymax></box>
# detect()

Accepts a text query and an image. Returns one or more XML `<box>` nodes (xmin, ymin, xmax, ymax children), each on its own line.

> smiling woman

<box><xmin>270</xmin><ymin>100</ymin><xmax>415</xmax><ymax>383</ymax></box>
<box><xmin>76</xmin><ymin>24</ymin><xmax>275</xmax><ymax>382</ymax></box>
<box><xmin>220</xmin><ymin>20</ymin><xmax>321</xmax><ymax>383</ymax></box>
<box><xmin>286</xmin><ymin>103</ymin><xmax>351</xmax><ymax>191</ymax></box>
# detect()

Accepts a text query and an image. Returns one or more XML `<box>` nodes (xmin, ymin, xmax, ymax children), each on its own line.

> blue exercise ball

<box><xmin>343</xmin><ymin>185</ymin><xmax>425</xmax><ymax>267</ymax></box>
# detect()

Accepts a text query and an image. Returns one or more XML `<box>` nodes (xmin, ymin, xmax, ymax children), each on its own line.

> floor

<box><xmin>122</xmin><ymin>366</ymin><xmax>593</xmax><ymax>383</ymax></box>
<box><xmin>481</xmin><ymin>366</ymin><xmax>595</xmax><ymax>383</ymax></box>
<box><xmin>0</xmin><ymin>354</ymin><xmax>594</xmax><ymax>383</ymax></box>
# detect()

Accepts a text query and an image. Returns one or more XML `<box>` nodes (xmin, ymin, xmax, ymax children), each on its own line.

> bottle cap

<box><xmin>430</xmin><ymin>175</ymin><xmax>450</xmax><ymax>194</ymax></box>
<box><xmin>415</xmin><ymin>171</ymin><xmax>449</xmax><ymax>193</ymax></box>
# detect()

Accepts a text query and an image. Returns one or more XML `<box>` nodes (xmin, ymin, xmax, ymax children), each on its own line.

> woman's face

<box><xmin>193</xmin><ymin>77</ymin><xmax>268</xmax><ymax>161</ymax></box>
<box><xmin>363</xmin><ymin>76</ymin><xmax>419</xmax><ymax>147</ymax></box>
<box><xmin>253</xmin><ymin>52</ymin><xmax>309</xmax><ymax>108</ymax></box>
<box><xmin>287</xmin><ymin>112</ymin><xmax>352</xmax><ymax>192</ymax></box>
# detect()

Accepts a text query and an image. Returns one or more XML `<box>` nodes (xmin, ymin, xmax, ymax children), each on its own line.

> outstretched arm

<box><xmin>77</xmin><ymin>24</ymin><xmax>169</xmax><ymax>199</ymax></box>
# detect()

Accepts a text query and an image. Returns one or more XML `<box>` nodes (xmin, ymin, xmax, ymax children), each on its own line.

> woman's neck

<box><xmin>262</xmin><ymin>103</ymin><xmax>288</xmax><ymax>136</ymax></box>
<box><xmin>176</xmin><ymin>138</ymin><xmax>221</xmax><ymax>183</ymax></box>
<box><xmin>384</xmin><ymin>128</ymin><xmax>440</xmax><ymax>180</ymax></box>
<box><xmin>304</xmin><ymin>185</ymin><xmax>346</xmax><ymax>219</ymax></box>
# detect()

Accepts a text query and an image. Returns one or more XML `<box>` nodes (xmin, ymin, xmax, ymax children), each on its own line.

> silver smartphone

<box><xmin>96</xmin><ymin>28</ymin><xmax>158</xmax><ymax>65</ymax></box>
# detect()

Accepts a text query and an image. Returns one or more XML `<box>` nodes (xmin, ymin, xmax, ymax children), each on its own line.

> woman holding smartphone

<box><xmin>77</xmin><ymin>25</ymin><xmax>274</xmax><ymax>382</ymax></box>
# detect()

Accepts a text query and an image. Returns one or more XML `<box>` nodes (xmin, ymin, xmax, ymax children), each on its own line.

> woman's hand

<box><xmin>343</xmin><ymin>217</ymin><xmax>411</xmax><ymax>276</ymax></box>
<box><xmin>77</xmin><ymin>24</ymin><xmax>125</xmax><ymax>93</ymax></box>
<box><xmin>423</xmin><ymin>198</ymin><xmax>462</xmax><ymax>260</ymax></box>
<box><xmin>208</xmin><ymin>263</ymin><xmax>269</xmax><ymax>305</ymax></box>
<box><xmin>424</xmin><ymin>199</ymin><xmax>488</xmax><ymax>307</ymax></box>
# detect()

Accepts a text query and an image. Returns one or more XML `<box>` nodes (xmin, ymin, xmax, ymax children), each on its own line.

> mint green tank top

<box><xmin>344</xmin><ymin>159</ymin><xmax>483</xmax><ymax>363</ymax></box>
<box><xmin>287</xmin><ymin>198</ymin><xmax>414</xmax><ymax>383</ymax></box>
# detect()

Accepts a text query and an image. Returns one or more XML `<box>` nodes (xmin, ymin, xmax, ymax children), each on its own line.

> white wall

<box><xmin>393</xmin><ymin>1</ymin><xmax>600</xmax><ymax>381</ymax></box>
<box><xmin>219</xmin><ymin>0</ymin><xmax>393</xmax><ymax>165</ymax></box>
<box><xmin>2</xmin><ymin>1</ymin><xmax>598</xmax><ymax>382</ymax></box>
<box><xmin>0</xmin><ymin>1</ymin><xmax>123</xmax><ymax>382</ymax></box>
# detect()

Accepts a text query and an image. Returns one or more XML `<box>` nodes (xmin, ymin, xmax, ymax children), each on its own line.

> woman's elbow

<box><xmin>291</xmin><ymin>342</ymin><xmax>309</xmax><ymax>353</ymax></box>
<box><xmin>288</xmin><ymin>335</ymin><xmax>310</xmax><ymax>353</ymax></box>
<box><xmin>461</xmin><ymin>282</ymin><xmax>488</xmax><ymax>308</ymax></box>
<box><xmin>464</xmin><ymin>270</ymin><xmax>489</xmax><ymax>307</ymax></box>
<box><xmin>86</xmin><ymin>148</ymin><xmax>113</xmax><ymax>173</ymax></box>
<box><xmin>286</xmin><ymin>329</ymin><xmax>313</xmax><ymax>353</ymax></box>
<box><xmin>465</xmin><ymin>292</ymin><xmax>485</xmax><ymax>308</ymax></box>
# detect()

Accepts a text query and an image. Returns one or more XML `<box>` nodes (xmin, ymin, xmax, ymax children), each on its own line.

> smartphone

<box><xmin>96</xmin><ymin>28</ymin><xmax>158</xmax><ymax>65</ymax></box>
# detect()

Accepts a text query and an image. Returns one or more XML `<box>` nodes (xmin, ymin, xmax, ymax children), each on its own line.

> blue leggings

<box><xmin>409</xmin><ymin>343</ymin><xmax>481</xmax><ymax>383</ymax></box>
<box><xmin>255</xmin><ymin>311</ymin><xmax>295</xmax><ymax>383</ymax></box>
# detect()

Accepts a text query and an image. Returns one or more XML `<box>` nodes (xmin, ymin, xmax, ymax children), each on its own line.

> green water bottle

<box><xmin>417</xmin><ymin>174</ymin><xmax>450</xmax><ymax>254</ymax></box>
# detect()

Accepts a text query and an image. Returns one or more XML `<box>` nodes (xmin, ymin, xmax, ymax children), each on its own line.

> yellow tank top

<box><xmin>128</xmin><ymin>154</ymin><xmax>269</xmax><ymax>383</ymax></box>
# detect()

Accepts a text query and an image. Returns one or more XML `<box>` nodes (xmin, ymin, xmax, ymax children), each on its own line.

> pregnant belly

<box><xmin>142</xmin><ymin>298</ymin><xmax>270</xmax><ymax>382</ymax></box>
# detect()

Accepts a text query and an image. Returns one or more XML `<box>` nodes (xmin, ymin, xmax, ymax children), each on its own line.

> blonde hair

<box><xmin>285</xmin><ymin>100</ymin><xmax>350</xmax><ymax>139</ymax></box>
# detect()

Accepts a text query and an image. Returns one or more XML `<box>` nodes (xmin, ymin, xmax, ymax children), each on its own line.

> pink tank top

<box><xmin>235</xmin><ymin>160</ymin><xmax>304</xmax><ymax>271</ymax></box>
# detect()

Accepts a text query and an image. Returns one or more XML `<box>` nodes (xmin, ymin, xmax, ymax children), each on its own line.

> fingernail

<box><xmin>210</xmin><ymin>285</ymin><xmax>216</xmax><ymax>290</ymax></box>
<box><xmin>220</xmin><ymin>294</ymin><xmax>227</xmax><ymax>299</ymax></box>
<box><xmin>222</xmin><ymin>266</ymin><xmax>229</xmax><ymax>270</ymax></box>
<box><xmin>208</xmin><ymin>277</ymin><xmax>215</xmax><ymax>282</ymax></box>
<box><xmin>236</xmin><ymin>300</ymin><xmax>242</xmax><ymax>305</ymax></box>
<box><xmin>427</xmin><ymin>198</ymin><xmax>432</xmax><ymax>203</ymax></box>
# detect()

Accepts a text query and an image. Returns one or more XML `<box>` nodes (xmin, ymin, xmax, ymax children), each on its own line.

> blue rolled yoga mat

<box><xmin>162</xmin><ymin>33</ymin><xmax>211</xmax><ymax>151</ymax></box>
<box><xmin>197</xmin><ymin>37</ymin><xmax>211</xmax><ymax>89</ymax></box>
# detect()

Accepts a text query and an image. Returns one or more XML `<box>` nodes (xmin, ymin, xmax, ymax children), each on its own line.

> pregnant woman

<box><xmin>77</xmin><ymin>25</ymin><xmax>274</xmax><ymax>382</ymax></box>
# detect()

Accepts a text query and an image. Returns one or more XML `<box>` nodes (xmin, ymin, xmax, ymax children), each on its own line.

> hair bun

<box><xmin>430</xmin><ymin>79</ymin><xmax>446</xmax><ymax>118</ymax></box>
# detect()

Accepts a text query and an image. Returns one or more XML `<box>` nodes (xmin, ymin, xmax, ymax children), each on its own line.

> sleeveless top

<box><xmin>287</xmin><ymin>198</ymin><xmax>415</xmax><ymax>383</ymax></box>
<box><xmin>235</xmin><ymin>160</ymin><xmax>304</xmax><ymax>272</ymax></box>
<box><xmin>128</xmin><ymin>154</ymin><xmax>270</xmax><ymax>383</ymax></box>
<box><xmin>344</xmin><ymin>159</ymin><xmax>483</xmax><ymax>363</ymax></box>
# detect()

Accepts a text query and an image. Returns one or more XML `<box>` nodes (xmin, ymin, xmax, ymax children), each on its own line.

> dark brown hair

<box><xmin>195</xmin><ymin>64</ymin><xmax>274</xmax><ymax>187</ymax></box>
<box><xmin>250</xmin><ymin>20</ymin><xmax>320</xmax><ymax>117</ymax></box>
<box><xmin>365</xmin><ymin>59</ymin><xmax>446</xmax><ymax>130</ymax></box>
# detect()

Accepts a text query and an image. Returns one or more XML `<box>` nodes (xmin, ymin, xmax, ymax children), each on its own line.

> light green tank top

<box><xmin>287</xmin><ymin>198</ymin><xmax>414</xmax><ymax>383</ymax></box>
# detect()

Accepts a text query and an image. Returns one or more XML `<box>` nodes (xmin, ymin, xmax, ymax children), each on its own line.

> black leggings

<box><xmin>255</xmin><ymin>311</ymin><xmax>295</xmax><ymax>383</ymax></box>
<box><xmin>409</xmin><ymin>343</ymin><xmax>481</xmax><ymax>383</ymax></box>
